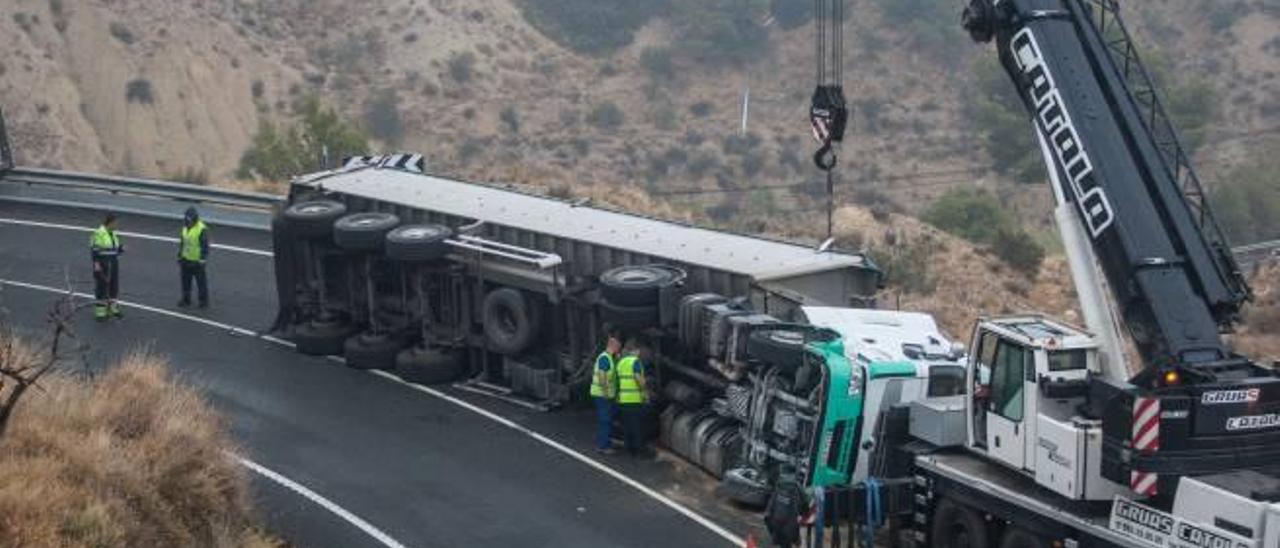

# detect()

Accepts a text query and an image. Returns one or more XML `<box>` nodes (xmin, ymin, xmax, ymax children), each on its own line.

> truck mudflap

<box><xmin>1110</xmin><ymin>497</ymin><xmax>1257</xmax><ymax>548</ymax></box>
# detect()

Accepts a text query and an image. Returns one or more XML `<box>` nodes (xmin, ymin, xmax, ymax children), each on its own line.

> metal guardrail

<box><xmin>1236</xmin><ymin>240</ymin><xmax>1280</xmax><ymax>271</ymax></box>
<box><xmin>1</xmin><ymin>166</ymin><xmax>283</xmax><ymax>211</ymax></box>
<box><xmin>1</xmin><ymin>163</ymin><xmax>1276</xmax><ymax>270</ymax></box>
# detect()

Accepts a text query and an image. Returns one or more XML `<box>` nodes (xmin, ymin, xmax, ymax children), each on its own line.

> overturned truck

<box><xmin>271</xmin><ymin>163</ymin><xmax>959</xmax><ymax>500</ymax></box>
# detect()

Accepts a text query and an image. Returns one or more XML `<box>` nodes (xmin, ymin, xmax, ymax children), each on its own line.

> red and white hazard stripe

<box><xmin>1130</xmin><ymin>397</ymin><xmax>1160</xmax><ymax>496</ymax></box>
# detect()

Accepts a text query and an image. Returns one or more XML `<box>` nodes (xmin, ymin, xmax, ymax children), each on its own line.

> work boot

<box><xmin>198</xmin><ymin>300</ymin><xmax>209</xmax><ymax>309</ymax></box>
<box><xmin>94</xmin><ymin>305</ymin><xmax>109</xmax><ymax>321</ymax></box>
<box><xmin>177</xmin><ymin>300</ymin><xmax>191</xmax><ymax>308</ymax></box>
<box><xmin>109</xmin><ymin>303</ymin><xmax>123</xmax><ymax>318</ymax></box>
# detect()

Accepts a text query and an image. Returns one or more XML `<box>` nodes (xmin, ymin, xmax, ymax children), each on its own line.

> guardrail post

<box><xmin>0</xmin><ymin>108</ymin><xmax>13</xmax><ymax>173</ymax></box>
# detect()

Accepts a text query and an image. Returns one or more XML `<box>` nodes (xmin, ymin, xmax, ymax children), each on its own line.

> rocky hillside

<box><xmin>0</xmin><ymin>0</ymin><xmax>1274</xmax><ymax>352</ymax></box>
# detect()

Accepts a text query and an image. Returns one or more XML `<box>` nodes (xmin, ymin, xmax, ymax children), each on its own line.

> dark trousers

<box><xmin>93</xmin><ymin>259</ymin><xmax>119</xmax><ymax>301</ymax></box>
<box><xmin>593</xmin><ymin>397</ymin><xmax>615</xmax><ymax>450</ymax></box>
<box><xmin>618</xmin><ymin>404</ymin><xmax>650</xmax><ymax>454</ymax></box>
<box><xmin>180</xmin><ymin>260</ymin><xmax>209</xmax><ymax>304</ymax></box>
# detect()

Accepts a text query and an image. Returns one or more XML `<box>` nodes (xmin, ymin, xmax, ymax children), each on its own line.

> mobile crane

<box><xmin>780</xmin><ymin>1</ymin><xmax>1280</xmax><ymax>547</ymax></box>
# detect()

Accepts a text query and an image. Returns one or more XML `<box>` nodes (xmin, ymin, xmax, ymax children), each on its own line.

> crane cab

<box><xmin>964</xmin><ymin>316</ymin><xmax>1128</xmax><ymax>500</ymax></box>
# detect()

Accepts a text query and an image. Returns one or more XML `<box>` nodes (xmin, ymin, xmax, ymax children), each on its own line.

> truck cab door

<box><xmin>983</xmin><ymin>336</ymin><xmax>1032</xmax><ymax>470</ymax></box>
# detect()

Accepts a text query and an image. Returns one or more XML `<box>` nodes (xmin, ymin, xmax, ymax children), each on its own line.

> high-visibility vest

<box><xmin>590</xmin><ymin>352</ymin><xmax>615</xmax><ymax>399</ymax></box>
<box><xmin>90</xmin><ymin>226</ymin><xmax>121</xmax><ymax>259</ymax></box>
<box><xmin>181</xmin><ymin>221</ymin><xmax>207</xmax><ymax>262</ymax></box>
<box><xmin>616</xmin><ymin>355</ymin><xmax>645</xmax><ymax>405</ymax></box>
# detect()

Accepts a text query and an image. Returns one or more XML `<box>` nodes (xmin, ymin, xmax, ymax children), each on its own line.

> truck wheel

<box><xmin>386</xmin><ymin>224</ymin><xmax>452</xmax><ymax>262</ymax></box>
<box><xmin>284</xmin><ymin>200</ymin><xmax>348</xmax><ymax>239</ymax></box>
<box><xmin>344</xmin><ymin>332</ymin><xmax>402</xmax><ymax>370</ymax></box>
<box><xmin>999</xmin><ymin>528</ymin><xmax>1047</xmax><ymax>548</ymax></box>
<box><xmin>483</xmin><ymin>288</ymin><xmax>541</xmax><ymax>356</ymax></box>
<box><xmin>721</xmin><ymin>467</ymin><xmax>771</xmax><ymax>508</ymax></box>
<box><xmin>294</xmin><ymin>319</ymin><xmax>352</xmax><ymax>356</ymax></box>
<box><xmin>930</xmin><ymin>499</ymin><xmax>989</xmax><ymax>548</ymax></box>
<box><xmin>747</xmin><ymin>329</ymin><xmax>807</xmax><ymax>372</ymax></box>
<box><xmin>334</xmin><ymin>212</ymin><xmax>401</xmax><ymax>252</ymax></box>
<box><xmin>599</xmin><ymin>265</ymin><xmax>683</xmax><ymax>307</ymax></box>
<box><xmin>599</xmin><ymin>300</ymin><xmax>660</xmax><ymax>330</ymax></box>
<box><xmin>395</xmin><ymin>346</ymin><xmax>466</xmax><ymax>384</ymax></box>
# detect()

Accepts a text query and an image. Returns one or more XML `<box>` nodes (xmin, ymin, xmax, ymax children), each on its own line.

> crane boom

<box><xmin>963</xmin><ymin>0</ymin><xmax>1280</xmax><ymax>491</ymax></box>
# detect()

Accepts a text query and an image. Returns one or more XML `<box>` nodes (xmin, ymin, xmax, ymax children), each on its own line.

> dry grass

<box><xmin>0</xmin><ymin>340</ymin><xmax>267</xmax><ymax>548</ymax></box>
<box><xmin>1234</xmin><ymin>261</ymin><xmax>1280</xmax><ymax>362</ymax></box>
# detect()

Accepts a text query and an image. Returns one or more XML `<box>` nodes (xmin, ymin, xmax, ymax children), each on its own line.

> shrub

<box><xmin>168</xmin><ymin>167</ymin><xmax>210</xmax><ymax>186</ymax></box>
<box><xmin>500</xmin><ymin>106</ymin><xmax>521</xmax><ymax>133</ymax></box>
<box><xmin>868</xmin><ymin>239</ymin><xmax>938</xmax><ymax>296</ymax></box>
<box><xmin>518</xmin><ymin>0</ymin><xmax>666</xmax><ymax>54</ymax></box>
<box><xmin>109</xmin><ymin>21</ymin><xmax>136</xmax><ymax>45</ymax></box>
<box><xmin>992</xmin><ymin>228</ymin><xmax>1045</xmax><ymax>275</ymax></box>
<box><xmin>448</xmin><ymin>52</ymin><xmax>476</xmax><ymax>83</ymax></box>
<box><xmin>363</xmin><ymin>88</ymin><xmax>404</xmax><ymax>144</ymax></box>
<box><xmin>587</xmin><ymin>102</ymin><xmax>625</xmax><ymax>131</ymax></box>
<box><xmin>671</xmin><ymin>0</ymin><xmax>768</xmax><ymax>65</ymax></box>
<box><xmin>640</xmin><ymin>47</ymin><xmax>676</xmax><ymax>83</ymax></box>
<box><xmin>924</xmin><ymin>188</ymin><xmax>1044</xmax><ymax>272</ymax></box>
<box><xmin>771</xmin><ymin>0</ymin><xmax>813</xmax><ymax>29</ymax></box>
<box><xmin>125</xmin><ymin>79</ymin><xmax>155</xmax><ymax>104</ymax></box>
<box><xmin>1211</xmin><ymin>154</ymin><xmax>1280</xmax><ymax>244</ymax></box>
<box><xmin>237</xmin><ymin>96</ymin><xmax>368</xmax><ymax>180</ymax></box>
<box><xmin>689</xmin><ymin>101</ymin><xmax>714</xmax><ymax>118</ymax></box>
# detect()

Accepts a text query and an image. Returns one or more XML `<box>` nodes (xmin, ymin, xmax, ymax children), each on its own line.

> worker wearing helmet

<box><xmin>90</xmin><ymin>212</ymin><xmax>124</xmax><ymax>320</ymax></box>
<box><xmin>177</xmin><ymin>206</ymin><xmax>211</xmax><ymax>308</ymax></box>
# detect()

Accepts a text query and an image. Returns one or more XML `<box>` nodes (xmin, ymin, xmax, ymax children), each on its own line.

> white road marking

<box><xmin>0</xmin><ymin>217</ymin><xmax>274</xmax><ymax>257</ymax></box>
<box><xmin>2</xmin><ymin>270</ymin><xmax>746</xmax><ymax>545</ymax></box>
<box><xmin>232</xmin><ymin>454</ymin><xmax>409</xmax><ymax>548</ymax></box>
<box><xmin>0</xmin><ymin>279</ymin><xmax>405</xmax><ymax>548</ymax></box>
<box><xmin>366</xmin><ymin>369</ymin><xmax>747</xmax><ymax>546</ymax></box>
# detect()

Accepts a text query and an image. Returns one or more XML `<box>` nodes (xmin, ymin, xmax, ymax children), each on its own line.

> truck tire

<box><xmin>599</xmin><ymin>300</ymin><xmax>660</xmax><ymax>331</ymax></box>
<box><xmin>334</xmin><ymin>212</ymin><xmax>401</xmax><ymax>252</ymax></box>
<box><xmin>386</xmin><ymin>224</ymin><xmax>452</xmax><ymax>262</ymax></box>
<box><xmin>284</xmin><ymin>200</ymin><xmax>348</xmax><ymax>239</ymax></box>
<box><xmin>721</xmin><ymin>467</ymin><xmax>771</xmax><ymax>508</ymax></box>
<box><xmin>294</xmin><ymin>319</ymin><xmax>353</xmax><ymax>356</ymax></box>
<box><xmin>930</xmin><ymin>499</ymin><xmax>989</xmax><ymax>548</ymax></box>
<box><xmin>344</xmin><ymin>332</ymin><xmax>402</xmax><ymax>370</ymax></box>
<box><xmin>747</xmin><ymin>328</ymin><xmax>807</xmax><ymax>372</ymax></box>
<box><xmin>599</xmin><ymin>265</ymin><xmax>683</xmax><ymax>307</ymax></box>
<box><xmin>395</xmin><ymin>346</ymin><xmax>466</xmax><ymax>384</ymax></box>
<box><xmin>999</xmin><ymin>528</ymin><xmax>1047</xmax><ymax>548</ymax></box>
<box><xmin>483</xmin><ymin>288</ymin><xmax>541</xmax><ymax>356</ymax></box>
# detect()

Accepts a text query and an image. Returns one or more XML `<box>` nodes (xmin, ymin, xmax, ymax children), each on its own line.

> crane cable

<box><xmin>810</xmin><ymin>0</ymin><xmax>847</xmax><ymax>172</ymax></box>
<box><xmin>810</xmin><ymin>0</ymin><xmax>848</xmax><ymax>239</ymax></box>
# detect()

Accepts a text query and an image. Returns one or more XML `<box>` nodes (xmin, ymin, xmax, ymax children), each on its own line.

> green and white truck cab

<box><xmin>729</xmin><ymin>308</ymin><xmax>967</xmax><ymax>497</ymax></box>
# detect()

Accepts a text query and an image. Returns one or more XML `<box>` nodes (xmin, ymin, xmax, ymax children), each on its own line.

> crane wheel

<box><xmin>343</xmin><ymin>332</ymin><xmax>402</xmax><ymax>370</ymax></box>
<box><xmin>930</xmin><ymin>498</ymin><xmax>989</xmax><ymax>548</ymax></box>
<box><xmin>999</xmin><ymin>528</ymin><xmax>1047</xmax><ymax>548</ymax></box>
<box><xmin>293</xmin><ymin>319</ymin><xmax>353</xmax><ymax>356</ymax></box>
<box><xmin>395</xmin><ymin>346</ymin><xmax>466</xmax><ymax>385</ymax></box>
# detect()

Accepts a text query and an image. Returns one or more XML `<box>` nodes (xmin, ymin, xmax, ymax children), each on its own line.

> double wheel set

<box><xmin>281</xmin><ymin>199</ymin><xmax>462</xmax><ymax>383</ymax></box>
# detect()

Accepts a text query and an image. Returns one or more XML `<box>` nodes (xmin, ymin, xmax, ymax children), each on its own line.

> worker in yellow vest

<box><xmin>177</xmin><ymin>207</ymin><xmax>211</xmax><ymax>308</ymax></box>
<box><xmin>591</xmin><ymin>331</ymin><xmax>622</xmax><ymax>455</ymax></box>
<box><xmin>90</xmin><ymin>213</ymin><xmax>124</xmax><ymax>320</ymax></box>
<box><xmin>616</xmin><ymin>339</ymin><xmax>653</xmax><ymax>457</ymax></box>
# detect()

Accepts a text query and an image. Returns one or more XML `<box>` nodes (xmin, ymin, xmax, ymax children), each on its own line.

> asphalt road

<box><xmin>0</xmin><ymin>201</ymin><xmax>742</xmax><ymax>548</ymax></box>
